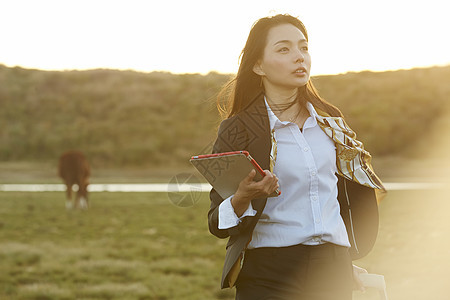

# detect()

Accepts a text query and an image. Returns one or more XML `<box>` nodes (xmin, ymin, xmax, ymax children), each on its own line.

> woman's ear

<box><xmin>253</xmin><ymin>61</ymin><xmax>265</xmax><ymax>76</ymax></box>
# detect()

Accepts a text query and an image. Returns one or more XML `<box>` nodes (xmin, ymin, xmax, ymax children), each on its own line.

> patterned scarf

<box><xmin>269</xmin><ymin>107</ymin><xmax>386</xmax><ymax>202</ymax></box>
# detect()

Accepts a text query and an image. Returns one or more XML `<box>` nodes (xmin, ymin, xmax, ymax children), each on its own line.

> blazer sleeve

<box><xmin>337</xmin><ymin>177</ymin><xmax>379</xmax><ymax>260</ymax></box>
<box><xmin>207</xmin><ymin>118</ymin><xmax>254</xmax><ymax>239</ymax></box>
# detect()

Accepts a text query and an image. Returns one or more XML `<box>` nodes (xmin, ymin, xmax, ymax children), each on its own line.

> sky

<box><xmin>1</xmin><ymin>0</ymin><xmax>449</xmax><ymax>76</ymax></box>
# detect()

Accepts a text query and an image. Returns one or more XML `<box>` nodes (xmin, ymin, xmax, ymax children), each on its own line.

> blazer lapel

<box><xmin>240</xmin><ymin>92</ymin><xmax>271</xmax><ymax>213</ymax></box>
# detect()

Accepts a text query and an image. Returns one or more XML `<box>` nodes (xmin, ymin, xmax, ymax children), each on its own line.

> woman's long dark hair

<box><xmin>217</xmin><ymin>14</ymin><xmax>343</xmax><ymax>119</ymax></box>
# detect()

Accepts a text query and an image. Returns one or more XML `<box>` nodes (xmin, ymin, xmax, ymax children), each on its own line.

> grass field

<box><xmin>0</xmin><ymin>186</ymin><xmax>449</xmax><ymax>300</ymax></box>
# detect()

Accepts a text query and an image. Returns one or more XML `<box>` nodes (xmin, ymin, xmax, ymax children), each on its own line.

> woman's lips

<box><xmin>293</xmin><ymin>67</ymin><xmax>307</xmax><ymax>75</ymax></box>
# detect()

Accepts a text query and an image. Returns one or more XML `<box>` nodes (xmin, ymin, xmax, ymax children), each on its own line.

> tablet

<box><xmin>190</xmin><ymin>151</ymin><xmax>280</xmax><ymax>199</ymax></box>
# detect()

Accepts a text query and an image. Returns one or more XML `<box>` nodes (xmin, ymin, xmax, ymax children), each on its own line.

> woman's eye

<box><xmin>278</xmin><ymin>47</ymin><xmax>289</xmax><ymax>53</ymax></box>
<box><xmin>302</xmin><ymin>46</ymin><xmax>309</xmax><ymax>51</ymax></box>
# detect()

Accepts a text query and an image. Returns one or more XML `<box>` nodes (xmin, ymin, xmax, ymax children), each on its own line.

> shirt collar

<box><xmin>264</xmin><ymin>96</ymin><xmax>318</xmax><ymax>130</ymax></box>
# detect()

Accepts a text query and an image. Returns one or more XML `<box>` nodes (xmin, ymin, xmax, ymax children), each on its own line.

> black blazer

<box><xmin>208</xmin><ymin>93</ymin><xmax>379</xmax><ymax>288</ymax></box>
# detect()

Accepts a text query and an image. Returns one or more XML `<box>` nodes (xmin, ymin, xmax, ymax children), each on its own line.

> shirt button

<box><xmin>311</xmin><ymin>171</ymin><xmax>317</xmax><ymax>176</ymax></box>
<box><xmin>315</xmin><ymin>219</ymin><xmax>321</xmax><ymax>224</ymax></box>
<box><xmin>303</xmin><ymin>147</ymin><xmax>309</xmax><ymax>152</ymax></box>
<box><xmin>312</xmin><ymin>196</ymin><xmax>318</xmax><ymax>201</ymax></box>
<box><xmin>313</xmin><ymin>236</ymin><xmax>321</xmax><ymax>242</ymax></box>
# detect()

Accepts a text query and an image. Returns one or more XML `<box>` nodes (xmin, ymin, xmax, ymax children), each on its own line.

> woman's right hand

<box><xmin>231</xmin><ymin>169</ymin><xmax>279</xmax><ymax>217</ymax></box>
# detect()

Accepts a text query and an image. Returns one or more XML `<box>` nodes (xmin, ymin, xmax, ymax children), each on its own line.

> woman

<box><xmin>208</xmin><ymin>14</ymin><xmax>385</xmax><ymax>300</ymax></box>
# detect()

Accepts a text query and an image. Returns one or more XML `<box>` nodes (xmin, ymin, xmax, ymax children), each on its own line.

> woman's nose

<box><xmin>294</xmin><ymin>48</ymin><xmax>305</xmax><ymax>63</ymax></box>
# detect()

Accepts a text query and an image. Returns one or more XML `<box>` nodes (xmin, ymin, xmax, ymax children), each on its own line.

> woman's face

<box><xmin>253</xmin><ymin>23</ymin><xmax>311</xmax><ymax>93</ymax></box>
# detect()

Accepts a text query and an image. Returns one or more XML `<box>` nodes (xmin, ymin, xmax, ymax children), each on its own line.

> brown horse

<box><xmin>58</xmin><ymin>150</ymin><xmax>90</xmax><ymax>210</ymax></box>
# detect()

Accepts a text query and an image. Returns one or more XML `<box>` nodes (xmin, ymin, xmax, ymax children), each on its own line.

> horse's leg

<box><xmin>66</xmin><ymin>183</ymin><xmax>74</xmax><ymax>210</ymax></box>
<box><xmin>78</xmin><ymin>183</ymin><xmax>88</xmax><ymax>210</ymax></box>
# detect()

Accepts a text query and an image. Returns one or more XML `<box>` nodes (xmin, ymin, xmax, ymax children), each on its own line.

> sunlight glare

<box><xmin>0</xmin><ymin>0</ymin><xmax>448</xmax><ymax>75</ymax></box>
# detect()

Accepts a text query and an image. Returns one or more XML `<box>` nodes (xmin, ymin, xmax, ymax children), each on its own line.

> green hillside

<box><xmin>1</xmin><ymin>64</ymin><xmax>449</xmax><ymax>168</ymax></box>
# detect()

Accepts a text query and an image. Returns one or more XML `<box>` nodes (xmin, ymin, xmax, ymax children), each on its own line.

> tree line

<box><xmin>1</xmin><ymin>64</ymin><xmax>448</xmax><ymax>168</ymax></box>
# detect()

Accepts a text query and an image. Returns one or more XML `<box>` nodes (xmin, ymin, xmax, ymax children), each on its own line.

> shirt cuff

<box><xmin>218</xmin><ymin>196</ymin><xmax>257</xmax><ymax>230</ymax></box>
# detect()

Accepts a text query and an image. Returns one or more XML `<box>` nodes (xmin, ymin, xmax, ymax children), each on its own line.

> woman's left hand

<box><xmin>352</xmin><ymin>264</ymin><xmax>368</xmax><ymax>292</ymax></box>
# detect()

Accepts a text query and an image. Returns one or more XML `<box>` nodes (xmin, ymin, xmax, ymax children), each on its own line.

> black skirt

<box><xmin>235</xmin><ymin>243</ymin><xmax>353</xmax><ymax>300</ymax></box>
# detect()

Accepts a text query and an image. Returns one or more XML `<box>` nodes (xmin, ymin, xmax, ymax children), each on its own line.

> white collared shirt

<box><xmin>218</xmin><ymin>100</ymin><xmax>350</xmax><ymax>248</ymax></box>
